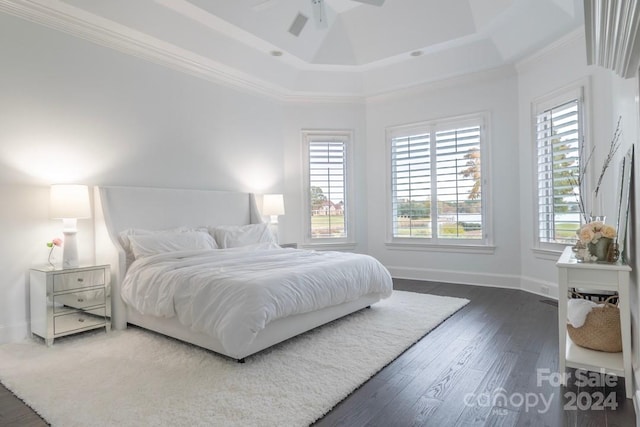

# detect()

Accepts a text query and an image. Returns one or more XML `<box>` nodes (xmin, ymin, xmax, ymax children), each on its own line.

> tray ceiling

<box><xmin>0</xmin><ymin>0</ymin><xmax>584</xmax><ymax>99</ymax></box>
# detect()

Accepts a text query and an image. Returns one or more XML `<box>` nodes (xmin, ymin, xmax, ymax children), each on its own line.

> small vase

<box><xmin>48</xmin><ymin>247</ymin><xmax>55</xmax><ymax>269</ymax></box>
<box><xmin>588</xmin><ymin>237</ymin><xmax>613</xmax><ymax>262</ymax></box>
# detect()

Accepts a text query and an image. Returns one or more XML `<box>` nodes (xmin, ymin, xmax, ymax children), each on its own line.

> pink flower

<box><xmin>578</xmin><ymin>222</ymin><xmax>616</xmax><ymax>244</ymax></box>
<box><xmin>601</xmin><ymin>225</ymin><xmax>616</xmax><ymax>239</ymax></box>
<box><xmin>578</xmin><ymin>227</ymin><xmax>595</xmax><ymax>244</ymax></box>
<box><xmin>47</xmin><ymin>238</ymin><xmax>62</xmax><ymax>248</ymax></box>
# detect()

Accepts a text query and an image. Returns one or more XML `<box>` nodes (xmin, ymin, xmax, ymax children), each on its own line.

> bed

<box><xmin>94</xmin><ymin>186</ymin><xmax>393</xmax><ymax>361</ymax></box>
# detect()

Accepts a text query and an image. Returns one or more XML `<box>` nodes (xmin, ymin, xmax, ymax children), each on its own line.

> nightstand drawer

<box><xmin>54</xmin><ymin>307</ymin><xmax>106</xmax><ymax>334</ymax></box>
<box><xmin>53</xmin><ymin>269</ymin><xmax>105</xmax><ymax>292</ymax></box>
<box><xmin>566</xmin><ymin>268</ymin><xmax>620</xmax><ymax>290</ymax></box>
<box><xmin>53</xmin><ymin>289</ymin><xmax>106</xmax><ymax>314</ymax></box>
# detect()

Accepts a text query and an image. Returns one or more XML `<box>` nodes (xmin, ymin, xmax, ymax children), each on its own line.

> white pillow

<box><xmin>119</xmin><ymin>227</ymin><xmax>202</xmax><ymax>264</ymax></box>
<box><xmin>128</xmin><ymin>231</ymin><xmax>217</xmax><ymax>259</ymax></box>
<box><xmin>211</xmin><ymin>223</ymin><xmax>276</xmax><ymax>248</ymax></box>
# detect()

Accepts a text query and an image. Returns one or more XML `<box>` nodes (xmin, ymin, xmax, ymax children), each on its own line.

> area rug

<box><xmin>0</xmin><ymin>291</ymin><xmax>468</xmax><ymax>427</ymax></box>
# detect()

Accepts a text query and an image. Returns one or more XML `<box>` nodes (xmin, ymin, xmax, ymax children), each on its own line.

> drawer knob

<box><xmin>78</xmin><ymin>318</ymin><xmax>85</xmax><ymax>323</ymax></box>
<box><xmin>77</xmin><ymin>278</ymin><xmax>84</xmax><ymax>282</ymax></box>
<box><xmin>77</xmin><ymin>298</ymin><xmax>84</xmax><ymax>303</ymax></box>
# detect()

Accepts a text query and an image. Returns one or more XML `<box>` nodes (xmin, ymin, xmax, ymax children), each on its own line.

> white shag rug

<box><xmin>0</xmin><ymin>291</ymin><xmax>468</xmax><ymax>427</ymax></box>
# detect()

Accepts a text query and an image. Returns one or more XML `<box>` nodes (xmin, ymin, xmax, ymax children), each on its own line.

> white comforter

<box><xmin>121</xmin><ymin>244</ymin><xmax>393</xmax><ymax>355</ymax></box>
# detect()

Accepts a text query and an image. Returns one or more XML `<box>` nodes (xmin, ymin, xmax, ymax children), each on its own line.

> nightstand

<box><xmin>29</xmin><ymin>264</ymin><xmax>111</xmax><ymax>346</ymax></box>
<box><xmin>556</xmin><ymin>247</ymin><xmax>632</xmax><ymax>398</ymax></box>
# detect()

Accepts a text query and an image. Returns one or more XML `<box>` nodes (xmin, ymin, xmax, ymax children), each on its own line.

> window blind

<box><xmin>389</xmin><ymin>117</ymin><xmax>485</xmax><ymax>243</ymax></box>
<box><xmin>435</xmin><ymin>126</ymin><xmax>482</xmax><ymax>239</ymax></box>
<box><xmin>309</xmin><ymin>141</ymin><xmax>346</xmax><ymax>238</ymax></box>
<box><xmin>536</xmin><ymin>99</ymin><xmax>581</xmax><ymax>244</ymax></box>
<box><xmin>391</xmin><ymin>133</ymin><xmax>431</xmax><ymax>237</ymax></box>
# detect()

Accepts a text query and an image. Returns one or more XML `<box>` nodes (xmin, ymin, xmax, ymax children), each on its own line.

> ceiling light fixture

<box><xmin>289</xmin><ymin>0</ymin><xmax>385</xmax><ymax>37</ymax></box>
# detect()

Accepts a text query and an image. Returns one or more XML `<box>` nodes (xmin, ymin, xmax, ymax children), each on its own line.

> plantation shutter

<box><xmin>389</xmin><ymin>115</ymin><xmax>486</xmax><ymax>244</ymax></box>
<box><xmin>434</xmin><ymin>126</ymin><xmax>482</xmax><ymax>239</ymax></box>
<box><xmin>309</xmin><ymin>141</ymin><xmax>347</xmax><ymax>238</ymax></box>
<box><xmin>536</xmin><ymin>99</ymin><xmax>581</xmax><ymax>244</ymax></box>
<box><xmin>391</xmin><ymin>133</ymin><xmax>431</xmax><ymax>238</ymax></box>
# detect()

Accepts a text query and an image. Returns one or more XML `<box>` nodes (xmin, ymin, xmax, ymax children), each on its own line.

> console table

<box><xmin>556</xmin><ymin>246</ymin><xmax>632</xmax><ymax>398</ymax></box>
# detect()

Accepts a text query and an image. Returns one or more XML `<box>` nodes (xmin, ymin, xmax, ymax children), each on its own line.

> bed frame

<box><xmin>94</xmin><ymin>186</ymin><xmax>380</xmax><ymax>361</ymax></box>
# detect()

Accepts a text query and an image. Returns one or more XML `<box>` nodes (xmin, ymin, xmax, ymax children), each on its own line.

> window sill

<box><xmin>385</xmin><ymin>241</ymin><xmax>495</xmax><ymax>254</ymax></box>
<box><xmin>532</xmin><ymin>247</ymin><xmax>565</xmax><ymax>261</ymax></box>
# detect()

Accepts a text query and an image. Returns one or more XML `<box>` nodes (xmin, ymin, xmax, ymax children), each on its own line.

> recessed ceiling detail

<box><xmin>0</xmin><ymin>0</ymin><xmax>584</xmax><ymax>99</ymax></box>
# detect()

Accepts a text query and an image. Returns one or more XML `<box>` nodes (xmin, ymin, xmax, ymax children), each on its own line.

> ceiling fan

<box><xmin>289</xmin><ymin>0</ymin><xmax>385</xmax><ymax>36</ymax></box>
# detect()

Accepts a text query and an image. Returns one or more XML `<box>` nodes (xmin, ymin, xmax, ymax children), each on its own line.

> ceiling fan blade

<box><xmin>311</xmin><ymin>0</ymin><xmax>328</xmax><ymax>29</ymax></box>
<box><xmin>289</xmin><ymin>12</ymin><xmax>308</xmax><ymax>36</ymax></box>
<box><xmin>351</xmin><ymin>0</ymin><xmax>385</xmax><ymax>5</ymax></box>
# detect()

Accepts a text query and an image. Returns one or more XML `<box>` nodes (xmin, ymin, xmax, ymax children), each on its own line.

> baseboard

<box><xmin>635</xmin><ymin>390</ymin><xmax>640</xmax><ymax>426</ymax></box>
<box><xmin>389</xmin><ymin>266</ymin><xmax>560</xmax><ymax>300</ymax></box>
<box><xmin>0</xmin><ymin>322</ymin><xmax>29</xmax><ymax>345</ymax></box>
<box><xmin>388</xmin><ymin>266</ymin><xmax>521</xmax><ymax>290</ymax></box>
<box><xmin>520</xmin><ymin>276</ymin><xmax>559</xmax><ymax>299</ymax></box>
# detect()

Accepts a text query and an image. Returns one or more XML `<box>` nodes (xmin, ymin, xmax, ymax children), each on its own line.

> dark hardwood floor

<box><xmin>314</xmin><ymin>279</ymin><xmax>636</xmax><ymax>427</ymax></box>
<box><xmin>0</xmin><ymin>279</ymin><xmax>636</xmax><ymax>426</ymax></box>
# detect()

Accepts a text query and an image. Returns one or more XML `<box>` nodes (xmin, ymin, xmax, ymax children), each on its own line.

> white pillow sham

<box><xmin>128</xmin><ymin>230</ymin><xmax>217</xmax><ymax>260</ymax></box>
<box><xmin>119</xmin><ymin>227</ymin><xmax>196</xmax><ymax>265</ymax></box>
<box><xmin>210</xmin><ymin>223</ymin><xmax>276</xmax><ymax>248</ymax></box>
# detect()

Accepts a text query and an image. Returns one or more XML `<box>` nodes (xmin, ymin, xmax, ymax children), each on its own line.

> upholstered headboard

<box><xmin>94</xmin><ymin>186</ymin><xmax>263</xmax><ymax>329</ymax></box>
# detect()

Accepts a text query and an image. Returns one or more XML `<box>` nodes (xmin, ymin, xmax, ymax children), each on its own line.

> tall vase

<box><xmin>589</xmin><ymin>215</ymin><xmax>606</xmax><ymax>224</ymax></box>
<box><xmin>590</xmin><ymin>190</ymin><xmax>605</xmax><ymax>222</ymax></box>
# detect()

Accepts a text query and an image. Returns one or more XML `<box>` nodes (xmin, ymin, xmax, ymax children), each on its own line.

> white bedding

<box><xmin>121</xmin><ymin>244</ymin><xmax>393</xmax><ymax>355</ymax></box>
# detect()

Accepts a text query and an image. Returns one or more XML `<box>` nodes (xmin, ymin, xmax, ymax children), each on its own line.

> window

<box><xmin>302</xmin><ymin>130</ymin><xmax>353</xmax><ymax>245</ymax></box>
<box><xmin>534</xmin><ymin>86</ymin><xmax>585</xmax><ymax>248</ymax></box>
<box><xmin>388</xmin><ymin>114</ymin><xmax>489</xmax><ymax>247</ymax></box>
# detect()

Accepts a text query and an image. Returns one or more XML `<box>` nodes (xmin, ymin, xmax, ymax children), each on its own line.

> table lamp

<box><xmin>262</xmin><ymin>194</ymin><xmax>285</xmax><ymax>224</ymax></box>
<box><xmin>50</xmin><ymin>184</ymin><xmax>91</xmax><ymax>268</ymax></box>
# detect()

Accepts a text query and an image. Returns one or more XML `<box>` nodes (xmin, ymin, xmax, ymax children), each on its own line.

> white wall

<box><xmin>0</xmin><ymin>13</ymin><xmax>289</xmax><ymax>191</ymax></box>
<box><xmin>364</xmin><ymin>67</ymin><xmax>522</xmax><ymax>288</ymax></box>
<box><xmin>281</xmin><ymin>102</ymin><xmax>367</xmax><ymax>250</ymax></box>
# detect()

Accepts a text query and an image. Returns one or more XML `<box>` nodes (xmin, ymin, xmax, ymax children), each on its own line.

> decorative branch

<box><xmin>568</xmin><ymin>115</ymin><xmax>622</xmax><ymax>223</ymax></box>
<box><xmin>593</xmin><ymin>115</ymin><xmax>622</xmax><ymax>198</ymax></box>
<box><xmin>569</xmin><ymin>137</ymin><xmax>594</xmax><ymax>224</ymax></box>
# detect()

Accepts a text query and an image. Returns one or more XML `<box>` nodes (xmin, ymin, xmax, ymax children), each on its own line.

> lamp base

<box><xmin>268</xmin><ymin>217</ymin><xmax>280</xmax><ymax>244</ymax></box>
<box><xmin>62</xmin><ymin>222</ymin><xmax>79</xmax><ymax>268</ymax></box>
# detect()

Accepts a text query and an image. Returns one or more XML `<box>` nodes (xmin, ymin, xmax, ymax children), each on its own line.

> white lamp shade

<box><xmin>50</xmin><ymin>184</ymin><xmax>91</xmax><ymax>219</ymax></box>
<box><xmin>262</xmin><ymin>194</ymin><xmax>285</xmax><ymax>216</ymax></box>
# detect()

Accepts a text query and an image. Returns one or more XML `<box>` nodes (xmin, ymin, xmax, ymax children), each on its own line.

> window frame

<box><xmin>385</xmin><ymin>112</ymin><xmax>493</xmax><ymax>252</ymax></box>
<box><xmin>301</xmin><ymin>129</ymin><xmax>355</xmax><ymax>248</ymax></box>
<box><xmin>532</xmin><ymin>80</ymin><xmax>590</xmax><ymax>254</ymax></box>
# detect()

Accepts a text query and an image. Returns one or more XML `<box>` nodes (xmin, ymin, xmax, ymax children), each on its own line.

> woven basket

<box><xmin>567</xmin><ymin>296</ymin><xmax>622</xmax><ymax>353</ymax></box>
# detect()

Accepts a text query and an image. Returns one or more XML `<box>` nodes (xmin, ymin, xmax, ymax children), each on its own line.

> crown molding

<box><xmin>365</xmin><ymin>64</ymin><xmax>517</xmax><ymax>103</ymax></box>
<box><xmin>0</xmin><ymin>0</ymin><xmax>581</xmax><ymax>104</ymax></box>
<box><xmin>584</xmin><ymin>0</ymin><xmax>640</xmax><ymax>79</ymax></box>
<box><xmin>0</xmin><ymin>0</ymin><xmax>368</xmax><ymax>103</ymax></box>
<box><xmin>515</xmin><ymin>27</ymin><xmax>585</xmax><ymax>74</ymax></box>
